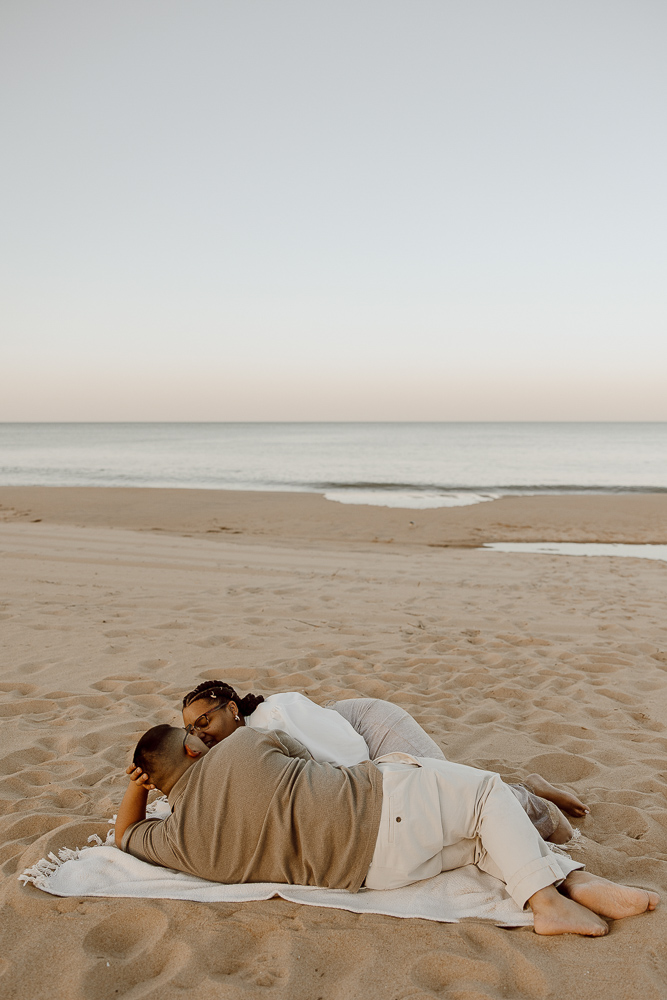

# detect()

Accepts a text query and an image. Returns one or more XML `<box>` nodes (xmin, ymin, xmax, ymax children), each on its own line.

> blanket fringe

<box><xmin>18</xmin><ymin>828</ymin><xmax>116</xmax><ymax>888</ymax></box>
<box><xmin>147</xmin><ymin>795</ymin><xmax>169</xmax><ymax>814</ymax></box>
<box><xmin>550</xmin><ymin>827</ymin><xmax>583</xmax><ymax>855</ymax></box>
<box><xmin>24</xmin><ymin>798</ymin><xmax>171</xmax><ymax>887</ymax></box>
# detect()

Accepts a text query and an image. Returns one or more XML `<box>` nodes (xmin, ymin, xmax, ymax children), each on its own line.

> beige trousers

<box><xmin>365</xmin><ymin>753</ymin><xmax>582</xmax><ymax>909</ymax></box>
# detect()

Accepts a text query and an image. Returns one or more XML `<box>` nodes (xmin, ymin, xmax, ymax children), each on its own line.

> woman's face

<box><xmin>182</xmin><ymin>698</ymin><xmax>242</xmax><ymax>748</ymax></box>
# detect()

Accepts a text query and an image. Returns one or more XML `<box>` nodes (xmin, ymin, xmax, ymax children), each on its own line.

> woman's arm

<box><xmin>249</xmin><ymin>692</ymin><xmax>370</xmax><ymax>766</ymax></box>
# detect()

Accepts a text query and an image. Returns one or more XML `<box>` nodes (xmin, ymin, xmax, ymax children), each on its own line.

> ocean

<box><xmin>0</xmin><ymin>422</ymin><xmax>665</xmax><ymax>509</ymax></box>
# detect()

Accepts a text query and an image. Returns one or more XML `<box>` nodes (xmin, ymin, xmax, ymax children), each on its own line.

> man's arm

<box><xmin>115</xmin><ymin>779</ymin><xmax>150</xmax><ymax>848</ymax></box>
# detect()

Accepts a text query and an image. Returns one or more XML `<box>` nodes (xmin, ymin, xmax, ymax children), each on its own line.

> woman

<box><xmin>178</xmin><ymin>681</ymin><xmax>588</xmax><ymax>844</ymax></box>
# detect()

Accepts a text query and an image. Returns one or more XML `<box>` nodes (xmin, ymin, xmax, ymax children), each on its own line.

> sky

<box><xmin>1</xmin><ymin>0</ymin><xmax>666</xmax><ymax>421</ymax></box>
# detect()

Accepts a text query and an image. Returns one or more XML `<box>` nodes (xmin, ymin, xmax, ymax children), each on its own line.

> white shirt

<box><xmin>246</xmin><ymin>692</ymin><xmax>370</xmax><ymax>766</ymax></box>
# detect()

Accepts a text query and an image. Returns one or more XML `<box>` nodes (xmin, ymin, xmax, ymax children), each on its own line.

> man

<box><xmin>116</xmin><ymin>725</ymin><xmax>659</xmax><ymax>937</ymax></box>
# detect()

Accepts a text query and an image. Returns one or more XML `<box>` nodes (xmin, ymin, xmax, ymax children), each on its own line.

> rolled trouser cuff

<box><xmin>506</xmin><ymin>854</ymin><xmax>584</xmax><ymax>909</ymax></box>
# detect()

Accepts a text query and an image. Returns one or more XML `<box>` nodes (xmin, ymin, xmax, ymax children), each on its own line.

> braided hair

<box><xmin>182</xmin><ymin>679</ymin><xmax>264</xmax><ymax>718</ymax></box>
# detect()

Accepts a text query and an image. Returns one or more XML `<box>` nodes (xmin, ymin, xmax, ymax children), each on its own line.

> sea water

<box><xmin>0</xmin><ymin>422</ymin><xmax>665</xmax><ymax>509</ymax></box>
<box><xmin>485</xmin><ymin>542</ymin><xmax>667</xmax><ymax>563</ymax></box>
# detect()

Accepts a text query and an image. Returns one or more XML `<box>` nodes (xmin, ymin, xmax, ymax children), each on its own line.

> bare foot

<box><xmin>529</xmin><ymin>886</ymin><xmax>608</xmax><ymax>936</ymax></box>
<box><xmin>524</xmin><ymin>773</ymin><xmax>589</xmax><ymax>817</ymax></box>
<box><xmin>563</xmin><ymin>870</ymin><xmax>660</xmax><ymax>919</ymax></box>
<box><xmin>548</xmin><ymin>809</ymin><xmax>574</xmax><ymax>845</ymax></box>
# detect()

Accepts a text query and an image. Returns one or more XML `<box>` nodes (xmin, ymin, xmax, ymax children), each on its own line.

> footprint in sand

<box><xmin>0</xmin><ymin>699</ymin><xmax>56</xmax><ymax>718</ymax></box>
<box><xmin>529</xmin><ymin>721</ymin><xmax>597</xmax><ymax>745</ymax></box>
<box><xmin>0</xmin><ymin>747</ymin><xmax>55</xmax><ymax>775</ymax></box>
<box><xmin>199</xmin><ymin>920</ymin><xmax>256</xmax><ymax>981</ymax></box>
<box><xmin>122</xmin><ymin>681</ymin><xmax>156</xmax><ymax>695</ymax></box>
<box><xmin>83</xmin><ymin>906</ymin><xmax>169</xmax><ymax>959</ymax></box>
<box><xmin>2</xmin><ymin>814</ymin><xmax>92</xmax><ymax>875</ymax></box>
<box><xmin>0</xmin><ymin>682</ymin><xmax>38</xmax><ymax>696</ymax></box>
<box><xmin>589</xmin><ymin>801</ymin><xmax>649</xmax><ymax>840</ymax></box>
<box><xmin>82</xmin><ymin>908</ymin><xmax>191</xmax><ymax>1000</ymax></box>
<box><xmin>50</xmin><ymin>788</ymin><xmax>87</xmax><ymax>810</ymax></box>
<box><xmin>192</xmin><ymin>634</ymin><xmax>227</xmax><ymax>647</ymax></box>
<box><xmin>524</xmin><ymin>751</ymin><xmax>598</xmax><ymax>783</ymax></box>
<box><xmin>353</xmin><ymin>678</ymin><xmax>390</xmax><ymax>700</ymax></box>
<box><xmin>197</xmin><ymin>666</ymin><xmax>261</xmax><ymax>683</ymax></box>
<box><xmin>92</xmin><ymin>679</ymin><xmax>125</xmax><ymax>692</ymax></box>
<box><xmin>13</xmin><ymin>768</ymin><xmax>64</xmax><ymax>787</ymax></box>
<box><xmin>1</xmin><ymin>812</ymin><xmax>69</xmax><ymax>844</ymax></box>
<box><xmin>410</xmin><ymin>930</ymin><xmax>549</xmax><ymax>999</ymax></box>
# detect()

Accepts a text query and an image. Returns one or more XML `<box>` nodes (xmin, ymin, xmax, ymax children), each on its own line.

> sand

<box><xmin>1</xmin><ymin>487</ymin><xmax>667</xmax><ymax>1000</ymax></box>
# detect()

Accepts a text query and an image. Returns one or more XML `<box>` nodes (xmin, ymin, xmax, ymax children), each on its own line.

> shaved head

<box><xmin>133</xmin><ymin>725</ymin><xmax>186</xmax><ymax>787</ymax></box>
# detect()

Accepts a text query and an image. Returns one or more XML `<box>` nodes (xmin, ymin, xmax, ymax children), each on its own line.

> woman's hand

<box><xmin>125</xmin><ymin>763</ymin><xmax>156</xmax><ymax>791</ymax></box>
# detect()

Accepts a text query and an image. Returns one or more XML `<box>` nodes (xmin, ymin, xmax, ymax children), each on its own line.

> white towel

<box><xmin>19</xmin><ymin>830</ymin><xmax>533</xmax><ymax>927</ymax></box>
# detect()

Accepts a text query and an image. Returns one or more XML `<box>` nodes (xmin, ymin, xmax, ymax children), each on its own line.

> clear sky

<box><xmin>1</xmin><ymin>0</ymin><xmax>665</xmax><ymax>421</ymax></box>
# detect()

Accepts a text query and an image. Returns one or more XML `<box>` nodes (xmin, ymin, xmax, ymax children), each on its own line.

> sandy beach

<box><xmin>2</xmin><ymin>487</ymin><xmax>667</xmax><ymax>999</ymax></box>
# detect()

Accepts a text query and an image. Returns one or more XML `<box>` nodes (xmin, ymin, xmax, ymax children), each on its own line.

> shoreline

<box><xmin>2</xmin><ymin>485</ymin><xmax>667</xmax><ymax>547</ymax></box>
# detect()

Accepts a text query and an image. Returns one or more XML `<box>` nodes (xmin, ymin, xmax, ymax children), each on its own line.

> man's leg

<box><xmin>365</xmin><ymin>757</ymin><xmax>658</xmax><ymax>935</ymax></box>
<box><xmin>452</xmin><ymin>765</ymin><xmax>659</xmax><ymax>931</ymax></box>
<box><xmin>365</xmin><ymin>757</ymin><xmax>581</xmax><ymax>906</ymax></box>
<box><xmin>429</xmin><ymin>763</ymin><xmax>581</xmax><ymax>907</ymax></box>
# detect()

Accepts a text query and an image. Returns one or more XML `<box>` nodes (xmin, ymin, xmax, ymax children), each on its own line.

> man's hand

<box><xmin>125</xmin><ymin>763</ymin><xmax>156</xmax><ymax>791</ymax></box>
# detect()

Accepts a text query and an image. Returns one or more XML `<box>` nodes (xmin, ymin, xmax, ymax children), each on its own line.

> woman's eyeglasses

<box><xmin>184</xmin><ymin>700</ymin><xmax>228</xmax><ymax>736</ymax></box>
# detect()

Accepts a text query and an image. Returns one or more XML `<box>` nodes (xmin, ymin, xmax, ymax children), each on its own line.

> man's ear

<box><xmin>183</xmin><ymin>732</ymin><xmax>210</xmax><ymax>757</ymax></box>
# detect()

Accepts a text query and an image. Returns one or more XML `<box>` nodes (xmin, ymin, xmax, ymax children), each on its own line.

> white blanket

<box><xmin>19</xmin><ymin>829</ymin><xmax>534</xmax><ymax>927</ymax></box>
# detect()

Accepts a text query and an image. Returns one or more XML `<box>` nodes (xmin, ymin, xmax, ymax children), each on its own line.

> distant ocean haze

<box><xmin>0</xmin><ymin>422</ymin><xmax>665</xmax><ymax>509</ymax></box>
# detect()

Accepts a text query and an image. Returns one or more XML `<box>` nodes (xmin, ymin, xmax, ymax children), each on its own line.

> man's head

<box><xmin>133</xmin><ymin>724</ymin><xmax>207</xmax><ymax>794</ymax></box>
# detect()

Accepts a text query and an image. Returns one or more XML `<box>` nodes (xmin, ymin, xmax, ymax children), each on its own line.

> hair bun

<box><xmin>237</xmin><ymin>692</ymin><xmax>265</xmax><ymax>716</ymax></box>
<box><xmin>182</xmin><ymin>680</ymin><xmax>265</xmax><ymax>717</ymax></box>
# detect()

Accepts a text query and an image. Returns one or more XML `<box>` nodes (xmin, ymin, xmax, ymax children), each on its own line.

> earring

<box><xmin>234</xmin><ymin>714</ymin><xmax>240</xmax><ymax>722</ymax></box>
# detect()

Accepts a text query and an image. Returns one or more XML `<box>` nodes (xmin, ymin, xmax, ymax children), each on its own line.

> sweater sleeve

<box><xmin>247</xmin><ymin>692</ymin><xmax>370</xmax><ymax>766</ymax></box>
<box><xmin>269</xmin><ymin>729</ymin><xmax>314</xmax><ymax>761</ymax></box>
<box><xmin>121</xmin><ymin>815</ymin><xmax>178</xmax><ymax>868</ymax></box>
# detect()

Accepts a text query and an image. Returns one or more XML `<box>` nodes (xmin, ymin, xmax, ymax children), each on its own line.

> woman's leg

<box><xmin>330</xmin><ymin>697</ymin><xmax>572</xmax><ymax>842</ymax></box>
<box><xmin>330</xmin><ymin>697</ymin><xmax>446</xmax><ymax>760</ymax></box>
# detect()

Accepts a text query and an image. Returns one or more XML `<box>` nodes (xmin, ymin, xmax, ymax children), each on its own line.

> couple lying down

<box><xmin>117</xmin><ymin>681</ymin><xmax>659</xmax><ymax>937</ymax></box>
